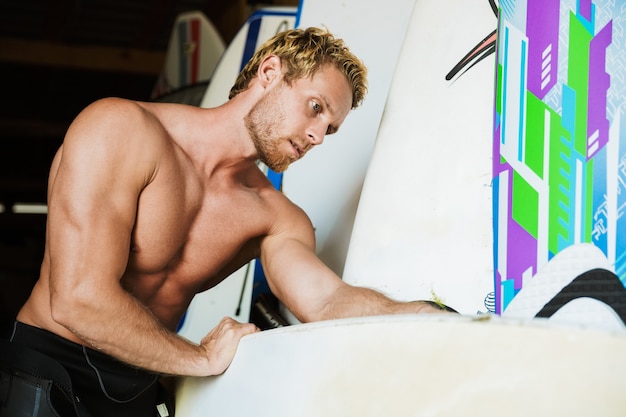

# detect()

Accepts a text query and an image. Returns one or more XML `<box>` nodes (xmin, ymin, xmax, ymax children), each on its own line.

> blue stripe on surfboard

<box><xmin>241</xmin><ymin>17</ymin><xmax>261</xmax><ymax>71</ymax></box>
<box><xmin>295</xmin><ymin>0</ymin><xmax>304</xmax><ymax>27</ymax></box>
<box><xmin>492</xmin><ymin>173</ymin><xmax>500</xmax><ymax>313</ymax></box>
<box><xmin>502</xmin><ymin>26</ymin><xmax>509</xmax><ymax>145</ymax></box>
<box><xmin>518</xmin><ymin>40</ymin><xmax>526</xmax><ymax>162</ymax></box>
<box><xmin>240</xmin><ymin>8</ymin><xmax>298</xmax><ymax>71</ymax></box>
<box><xmin>252</xmin><ymin>9</ymin><xmax>299</xmax><ymax>18</ymax></box>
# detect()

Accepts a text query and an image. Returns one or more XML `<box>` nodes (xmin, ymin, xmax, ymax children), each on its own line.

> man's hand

<box><xmin>199</xmin><ymin>317</ymin><xmax>259</xmax><ymax>375</ymax></box>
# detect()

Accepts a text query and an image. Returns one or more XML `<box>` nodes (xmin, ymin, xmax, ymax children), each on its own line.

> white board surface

<box><xmin>177</xmin><ymin>315</ymin><xmax>626</xmax><ymax>417</ymax></box>
<box><xmin>282</xmin><ymin>0</ymin><xmax>417</xmax><ymax>276</ymax></box>
<box><xmin>342</xmin><ymin>0</ymin><xmax>498</xmax><ymax>314</ymax></box>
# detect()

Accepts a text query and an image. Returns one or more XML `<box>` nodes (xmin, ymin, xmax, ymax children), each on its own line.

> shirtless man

<box><xmin>3</xmin><ymin>28</ymin><xmax>449</xmax><ymax>416</ymax></box>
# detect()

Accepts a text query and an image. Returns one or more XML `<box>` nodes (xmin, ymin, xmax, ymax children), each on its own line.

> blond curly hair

<box><xmin>229</xmin><ymin>27</ymin><xmax>367</xmax><ymax>109</ymax></box>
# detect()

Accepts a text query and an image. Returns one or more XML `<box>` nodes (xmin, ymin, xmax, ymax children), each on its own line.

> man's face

<box><xmin>245</xmin><ymin>64</ymin><xmax>352</xmax><ymax>173</ymax></box>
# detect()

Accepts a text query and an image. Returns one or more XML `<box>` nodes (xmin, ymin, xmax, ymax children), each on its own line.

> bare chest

<box><xmin>126</xmin><ymin>176</ymin><xmax>271</xmax><ymax>295</ymax></box>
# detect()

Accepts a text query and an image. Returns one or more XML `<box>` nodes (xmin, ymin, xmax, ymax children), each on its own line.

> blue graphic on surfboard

<box><xmin>493</xmin><ymin>0</ymin><xmax>626</xmax><ymax>329</ymax></box>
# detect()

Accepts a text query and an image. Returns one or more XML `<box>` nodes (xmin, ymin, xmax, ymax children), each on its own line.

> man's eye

<box><xmin>312</xmin><ymin>102</ymin><xmax>321</xmax><ymax>113</ymax></box>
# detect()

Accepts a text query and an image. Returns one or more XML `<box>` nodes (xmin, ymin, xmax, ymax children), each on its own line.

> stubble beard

<box><xmin>244</xmin><ymin>86</ymin><xmax>294</xmax><ymax>174</ymax></box>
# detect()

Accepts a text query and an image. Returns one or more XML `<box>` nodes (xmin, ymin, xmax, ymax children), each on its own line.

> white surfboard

<box><xmin>176</xmin><ymin>315</ymin><xmax>626</xmax><ymax>417</ymax></box>
<box><xmin>198</xmin><ymin>7</ymin><xmax>297</xmax><ymax>109</ymax></box>
<box><xmin>176</xmin><ymin>8</ymin><xmax>298</xmax><ymax>342</ymax></box>
<box><xmin>151</xmin><ymin>11</ymin><xmax>225</xmax><ymax>102</ymax></box>
<box><xmin>342</xmin><ymin>0</ymin><xmax>498</xmax><ymax>315</ymax></box>
<box><xmin>281</xmin><ymin>0</ymin><xmax>418</xmax><ymax>277</ymax></box>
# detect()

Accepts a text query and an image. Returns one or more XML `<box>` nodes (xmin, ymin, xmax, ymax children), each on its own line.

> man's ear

<box><xmin>257</xmin><ymin>55</ymin><xmax>283</xmax><ymax>87</ymax></box>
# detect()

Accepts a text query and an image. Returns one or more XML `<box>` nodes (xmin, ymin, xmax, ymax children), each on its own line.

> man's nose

<box><xmin>307</xmin><ymin>122</ymin><xmax>327</xmax><ymax>146</ymax></box>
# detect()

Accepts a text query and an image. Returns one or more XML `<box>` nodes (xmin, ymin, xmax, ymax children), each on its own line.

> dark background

<box><xmin>0</xmin><ymin>0</ymin><xmax>298</xmax><ymax>336</ymax></box>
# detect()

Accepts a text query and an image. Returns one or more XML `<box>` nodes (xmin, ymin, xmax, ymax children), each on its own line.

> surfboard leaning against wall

<box><xmin>494</xmin><ymin>0</ymin><xmax>626</xmax><ymax>330</ymax></box>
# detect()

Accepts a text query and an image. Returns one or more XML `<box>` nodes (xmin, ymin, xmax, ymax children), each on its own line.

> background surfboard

<box><xmin>198</xmin><ymin>7</ymin><xmax>296</xmax><ymax>109</ymax></box>
<box><xmin>150</xmin><ymin>11</ymin><xmax>225</xmax><ymax>104</ymax></box>
<box><xmin>341</xmin><ymin>0</ymin><xmax>498</xmax><ymax>315</ymax></box>
<box><xmin>493</xmin><ymin>0</ymin><xmax>626</xmax><ymax>329</ymax></box>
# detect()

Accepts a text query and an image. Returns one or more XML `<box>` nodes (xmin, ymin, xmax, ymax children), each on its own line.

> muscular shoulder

<box><xmin>68</xmin><ymin>98</ymin><xmax>164</xmax><ymax>148</ymax></box>
<box><xmin>60</xmin><ymin>98</ymin><xmax>169</xmax><ymax>183</ymax></box>
<box><xmin>262</xmin><ymin>184</ymin><xmax>316</xmax><ymax>249</ymax></box>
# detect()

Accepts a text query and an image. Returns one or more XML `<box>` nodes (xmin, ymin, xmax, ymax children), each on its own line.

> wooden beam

<box><xmin>0</xmin><ymin>37</ymin><xmax>165</xmax><ymax>75</ymax></box>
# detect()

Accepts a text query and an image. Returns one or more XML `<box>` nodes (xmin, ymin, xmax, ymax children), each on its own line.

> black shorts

<box><xmin>7</xmin><ymin>321</ymin><xmax>171</xmax><ymax>417</ymax></box>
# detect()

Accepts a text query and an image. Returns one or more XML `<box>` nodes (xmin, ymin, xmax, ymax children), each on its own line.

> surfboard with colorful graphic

<box><xmin>493</xmin><ymin>0</ymin><xmax>626</xmax><ymax>329</ymax></box>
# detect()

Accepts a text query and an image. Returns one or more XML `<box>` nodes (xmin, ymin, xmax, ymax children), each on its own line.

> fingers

<box><xmin>215</xmin><ymin>317</ymin><xmax>260</xmax><ymax>339</ymax></box>
<box><xmin>199</xmin><ymin>317</ymin><xmax>260</xmax><ymax>375</ymax></box>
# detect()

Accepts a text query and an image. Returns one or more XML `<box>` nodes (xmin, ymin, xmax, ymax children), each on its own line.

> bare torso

<box><xmin>10</xmin><ymin>63</ymin><xmax>420</xmax><ymax>378</ymax></box>
<box><xmin>17</xmin><ymin>98</ymin><xmax>298</xmax><ymax>343</ymax></box>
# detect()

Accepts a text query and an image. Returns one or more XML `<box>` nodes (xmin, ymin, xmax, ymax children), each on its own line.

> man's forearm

<box><xmin>312</xmin><ymin>284</ymin><xmax>451</xmax><ymax>322</ymax></box>
<box><xmin>53</xmin><ymin>288</ymin><xmax>212</xmax><ymax>376</ymax></box>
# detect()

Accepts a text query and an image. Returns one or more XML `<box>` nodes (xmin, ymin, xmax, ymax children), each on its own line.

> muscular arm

<box><xmin>45</xmin><ymin>98</ymin><xmax>254</xmax><ymax>376</ymax></box>
<box><xmin>260</xmin><ymin>201</ymin><xmax>445</xmax><ymax>323</ymax></box>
